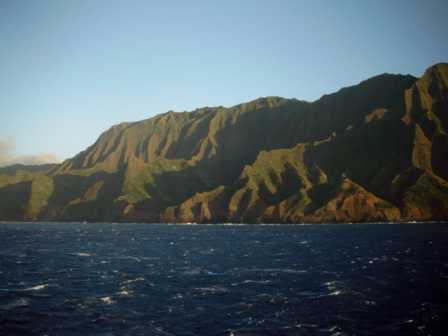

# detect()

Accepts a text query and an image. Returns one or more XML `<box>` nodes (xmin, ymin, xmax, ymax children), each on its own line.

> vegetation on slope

<box><xmin>1</xmin><ymin>63</ymin><xmax>447</xmax><ymax>223</ymax></box>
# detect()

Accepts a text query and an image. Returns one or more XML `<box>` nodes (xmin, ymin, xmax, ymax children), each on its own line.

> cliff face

<box><xmin>1</xmin><ymin>63</ymin><xmax>447</xmax><ymax>223</ymax></box>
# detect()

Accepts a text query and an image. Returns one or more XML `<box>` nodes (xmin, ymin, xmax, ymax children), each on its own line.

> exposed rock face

<box><xmin>305</xmin><ymin>178</ymin><xmax>402</xmax><ymax>223</ymax></box>
<box><xmin>1</xmin><ymin>63</ymin><xmax>447</xmax><ymax>223</ymax></box>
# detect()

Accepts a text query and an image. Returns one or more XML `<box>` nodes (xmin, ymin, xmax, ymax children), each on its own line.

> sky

<box><xmin>0</xmin><ymin>0</ymin><xmax>447</xmax><ymax>165</ymax></box>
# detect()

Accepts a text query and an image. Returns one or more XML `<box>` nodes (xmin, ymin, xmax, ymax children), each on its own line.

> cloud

<box><xmin>9</xmin><ymin>153</ymin><xmax>60</xmax><ymax>166</ymax></box>
<box><xmin>0</xmin><ymin>137</ymin><xmax>60</xmax><ymax>167</ymax></box>
<box><xmin>0</xmin><ymin>136</ymin><xmax>15</xmax><ymax>164</ymax></box>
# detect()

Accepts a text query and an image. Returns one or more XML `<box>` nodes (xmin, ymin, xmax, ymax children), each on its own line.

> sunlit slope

<box><xmin>1</xmin><ymin>64</ymin><xmax>447</xmax><ymax>222</ymax></box>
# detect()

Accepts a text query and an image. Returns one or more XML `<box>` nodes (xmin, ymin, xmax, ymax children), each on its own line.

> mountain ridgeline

<box><xmin>1</xmin><ymin>63</ymin><xmax>448</xmax><ymax>223</ymax></box>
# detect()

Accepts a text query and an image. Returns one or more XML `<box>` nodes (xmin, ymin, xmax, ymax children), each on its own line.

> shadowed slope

<box><xmin>1</xmin><ymin>64</ymin><xmax>447</xmax><ymax>222</ymax></box>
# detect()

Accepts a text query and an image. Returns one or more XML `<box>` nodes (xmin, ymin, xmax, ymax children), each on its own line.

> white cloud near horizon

<box><xmin>0</xmin><ymin>136</ymin><xmax>60</xmax><ymax>167</ymax></box>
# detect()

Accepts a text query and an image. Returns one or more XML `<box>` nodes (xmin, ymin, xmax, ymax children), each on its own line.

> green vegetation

<box><xmin>26</xmin><ymin>174</ymin><xmax>54</xmax><ymax>219</ymax></box>
<box><xmin>1</xmin><ymin>63</ymin><xmax>447</xmax><ymax>222</ymax></box>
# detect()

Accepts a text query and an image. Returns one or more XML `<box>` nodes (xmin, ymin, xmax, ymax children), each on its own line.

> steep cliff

<box><xmin>1</xmin><ymin>63</ymin><xmax>447</xmax><ymax>223</ymax></box>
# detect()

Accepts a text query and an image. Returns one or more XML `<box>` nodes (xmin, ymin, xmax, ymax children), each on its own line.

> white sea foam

<box><xmin>73</xmin><ymin>252</ymin><xmax>91</xmax><ymax>257</ymax></box>
<box><xmin>172</xmin><ymin>293</ymin><xmax>184</xmax><ymax>300</ymax></box>
<box><xmin>324</xmin><ymin>281</ymin><xmax>343</xmax><ymax>291</ymax></box>
<box><xmin>330</xmin><ymin>332</ymin><xmax>345</xmax><ymax>336</ymax></box>
<box><xmin>324</xmin><ymin>281</ymin><xmax>338</xmax><ymax>287</ymax></box>
<box><xmin>122</xmin><ymin>277</ymin><xmax>145</xmax><ymax>284</ymax></box>
<box><xmin>117</xmin><ymin>290</ymin><xmax>132</xmax><ymax>296</ymax></box>
<box><xmin>100</xmin><ymin>296</ymin><xmax>114</xmax><ymax>304</ymax></box>
<box><xmin>24</xmin><ymin>283</ymin><xmax>49</xmax><ymax>291</ymax></box>
<box><xmin>322</xmin><ymin>281</ymin><xmax>344</xmax><ymax>296</ymax></box>
<box><xmin>318</xmin><ymin>325</ymin><xmax>341</xmax><ymax>333</ymax></box>
<box><xmin>232</xmin><ymin>280</ymin><xmax>273</xmax><ymax>286</ymax></box>
<box><xmin>328</xmin><ymin>290</ymin><xmax>342</xmax><ymax>296</ymax></box>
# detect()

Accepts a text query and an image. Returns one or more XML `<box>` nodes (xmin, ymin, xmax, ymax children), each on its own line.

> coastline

<box><xmin>0</xmin><ymin>220</ymin><xmax>446</xmax><ymax>225</ymax></box>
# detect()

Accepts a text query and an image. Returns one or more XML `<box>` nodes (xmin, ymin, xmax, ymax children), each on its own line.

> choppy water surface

<box><xmin>0</xmin><ymin>223</ymin><xmax>447</xmax><ymax>335</ymax></box>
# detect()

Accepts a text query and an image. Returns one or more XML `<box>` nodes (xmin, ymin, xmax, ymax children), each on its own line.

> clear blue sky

<box><xmin>0</xmin><ymin>0</ymin><xmax>447</xmax><ymax>164</ymax></box>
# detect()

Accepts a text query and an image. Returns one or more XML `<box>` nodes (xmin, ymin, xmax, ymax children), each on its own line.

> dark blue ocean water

<box><xmin>0</xmin><ymin>223</ymin><xmax>447</xmax><ymax>336</ymax></box>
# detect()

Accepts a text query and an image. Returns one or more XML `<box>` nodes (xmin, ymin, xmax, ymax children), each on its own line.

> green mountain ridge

<box><xmin>1</xmin><ymin>63</ymin><xmax>447</xmax><ymax>223</ymax></box>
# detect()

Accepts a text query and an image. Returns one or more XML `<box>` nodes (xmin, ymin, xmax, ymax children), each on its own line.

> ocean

<box><xmin>0</xmin><ymin>223</ymin><xmax>447</xmax><ymax>335</ymax></box>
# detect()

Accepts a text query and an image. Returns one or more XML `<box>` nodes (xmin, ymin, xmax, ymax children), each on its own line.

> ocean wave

<box><xmin>114</xmin><ymin>256</ymin><xmax>142</xmax><ymax>262</ymax></box>
<box><xmin>117</xmin><ymin>289</ymin><xmax>133</xmax><ymax>296</ymax></box>
<box><xmin>324</xmin><ymin>280</ymin><xmax>344</xmax><ymax>291</ymax></box>
<box><xmin>194</xmin><ymin>285</ymin><xmax>228</xmax><ymax>294</ymax></box>
<box><xmin>122</xmin><ymin>277</ymin><xmax>145</xmax><ymax>284</ymax></box>
<box><xmin>182</xmin><ymin>267</ymin><xmax>203</xmax><ymax>275</ymax></box>
<box><xmin>328</xmin><ymin>290</ymin><xmax>342</xmax><ymax>296</ymax></box>
<box><xmin>299</xmin><ymin>289</ymin><xmax>344</xmax><ymax>298</ymax></box>
<box><xmin>299</xmin><ymin>290</ymin><xmax>324</xmax><ymax>297</ymax></box>
<box><xmin>72</xmin><ymin>252</ymin><xmax>91</xmax><ymax>257</ymax></box>
<box><xmin>0</xmin><ymin>298</ymin><xmax>29</xmax><ymax>310</ymax></box>
<box><xmin>24</xmin><ymin>283</ymin><xmax>49</xmax><ymax>291</ymax></box>
<box><xmin>296</xmin><ymin>323</ymin><xmax>319</xmax><ymax>329</ymax></box>
<box><xmin>231</xmin><ymin>280</ymin><xmax>273</xmax><ymax>286</ymax></box>
<box><xmin>182</xmin><ymin>267</ymin><xmax>219</xmax><ymax>276</ymax></box>
<box><xmin>235</xmin><ymin>268</ymin><xmax>308</xmax><ymax>274</ymax></box>
<box><xmin>99</xmin><ymin>296</ymin><xmax>115</xmax><ymax>304</ymax></box>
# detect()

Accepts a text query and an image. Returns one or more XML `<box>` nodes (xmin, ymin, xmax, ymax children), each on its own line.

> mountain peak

<box><xmin>421</xmin><ymin>63</ymin><xmax>448</xmax><ymax>86</ymax></box>
<box><xmin>424</xmin><ymin>62</ymin><xmax>448</xmax><ymax>73</ymax></box>
<box><xmin>1</xmin><ymin>63</ymin><xmax>448</xmax><ymax>222</ymax></box>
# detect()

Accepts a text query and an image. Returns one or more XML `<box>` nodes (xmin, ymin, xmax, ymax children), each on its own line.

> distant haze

<box><xmin>0</xmin><ymin>136</ymin><xmax>59</xmax><ymax>167</ymax></box>
<box><xmin>0</xmin><ymin>0</ymin><xmax>447</xmax><ymax>163</ymax></box>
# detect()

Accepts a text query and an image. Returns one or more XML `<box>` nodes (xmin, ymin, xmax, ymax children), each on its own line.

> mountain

<box><xmin>1</xmin><ymin>63</ymin><xmax>447</xmax><ymax>223</ymax></box>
